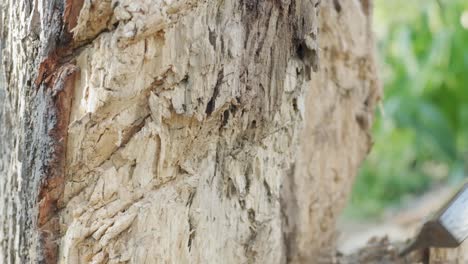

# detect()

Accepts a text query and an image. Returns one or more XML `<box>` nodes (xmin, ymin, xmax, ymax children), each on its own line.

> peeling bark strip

<box><xmin>64</xmin><ymin>0</ymin><xmax>85</xmax><ymax>33</ymax></box>
<box><xmin>1</xmin><ymin>0</ymin><xmax>82</xmax><ymax>263</ymax></box>
<box><xmin>38</xmin><ymin>65</ymin><xmax>78</xmax><ymax>264</ymax></box>
<box><xmin>34</xmin><ymin>0</ymin><xmax>85</xmax><ymax>261</ymax></box>
<box><xmin>1</xmin><ymin>1</ymin><xmax>383</xmax><ymax>264</ymax></box>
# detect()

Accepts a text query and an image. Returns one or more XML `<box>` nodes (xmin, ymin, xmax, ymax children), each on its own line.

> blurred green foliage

<box><xmin>348</xmin><ymin>0</ymin><xmax>468</xmax><ymax>217</ymax></box>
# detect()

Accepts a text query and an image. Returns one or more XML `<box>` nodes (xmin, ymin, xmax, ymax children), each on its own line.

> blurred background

<box><xmin>339</xmin><ymin>0</ymin><xmax>468</xmax><ymax>253</ymax></box>
<box><xmin>349</xmin><ymin>0</ymin><xmax>468</xmax><ymax>217</ymax></box>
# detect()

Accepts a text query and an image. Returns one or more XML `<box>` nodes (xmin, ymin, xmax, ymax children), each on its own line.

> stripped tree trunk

<box><xmin>1</xmin><ymin>0</ymin><xmax>381</xmax><ymax>263</ymax></box>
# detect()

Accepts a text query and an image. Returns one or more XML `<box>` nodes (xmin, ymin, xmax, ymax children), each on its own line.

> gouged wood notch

<box><xmin>400</xmin><ymin>182</ymin><xmax>468</xmax><ymax>256</ymax></box>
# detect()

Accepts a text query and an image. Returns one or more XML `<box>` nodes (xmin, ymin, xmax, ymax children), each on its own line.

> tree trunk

<box><xmin>0</xmin><ymin>0</ymin><xmax>382</xmax><ymax>263</ymax></box>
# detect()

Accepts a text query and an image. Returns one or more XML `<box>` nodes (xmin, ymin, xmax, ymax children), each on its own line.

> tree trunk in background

<box><xmin>0</xmin><ymin>0</ymin><xmax>381</xmax><ymax>263</ymax></box>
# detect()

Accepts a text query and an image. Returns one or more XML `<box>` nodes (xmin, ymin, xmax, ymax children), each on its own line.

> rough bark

<box><xmin>0</xmin><ymin>0</ymin><xmax>385</xmax><ymax>263</ymax></box>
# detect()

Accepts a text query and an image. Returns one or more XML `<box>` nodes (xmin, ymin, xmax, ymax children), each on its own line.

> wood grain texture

<box><xmin>1</xmin><ymin>0</ymin><xmax>381</xmax><ymax>263</ymax></box>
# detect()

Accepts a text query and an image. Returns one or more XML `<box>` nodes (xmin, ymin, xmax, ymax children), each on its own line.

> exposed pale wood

<box><xmin>1</xmin><ymin>0</ymin><xmax>383</xmax><ymax>263</ymax></box>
